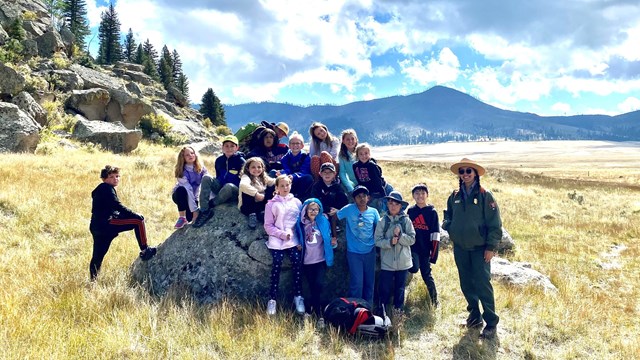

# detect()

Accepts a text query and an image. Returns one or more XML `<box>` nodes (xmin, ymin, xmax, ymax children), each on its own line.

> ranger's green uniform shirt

<box><xmin>442</xmin><ymin>186</ymin><xmax>502</xmax><ymax>251</ymax></box>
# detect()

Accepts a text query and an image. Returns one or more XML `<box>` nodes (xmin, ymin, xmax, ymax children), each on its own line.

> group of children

<box><xmin>91</xmin><ymin>122</ymin><xmax>441</xmax><ymax>327</ymax></box>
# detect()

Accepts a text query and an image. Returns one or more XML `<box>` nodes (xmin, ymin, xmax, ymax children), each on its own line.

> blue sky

<box><xmin>86</xmin><ymin>0</ymin><xmax>640</xmax><ymax>116</ymax></box>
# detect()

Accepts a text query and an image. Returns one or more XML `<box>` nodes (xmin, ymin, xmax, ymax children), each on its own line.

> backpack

<box><xmin>382</xmin><ymin>214</ymin><xmax>408</xmax><ymax>236</ymax></box>
<box><xmin>323</xmin><ymin>297</ymin><xmax>391</xmax><ymax>338</ymax></box>
<box><xmin>236</xmin><ymin>121</ymin><xmax>277</xmax><ymax>154</ymax></box>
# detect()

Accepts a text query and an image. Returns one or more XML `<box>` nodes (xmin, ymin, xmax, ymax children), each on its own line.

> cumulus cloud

<box><xmin>83</xmin><ymin>0</ymin><xmax>640</xmax><ymax>115</ymax></box>
<box><xmin>618</xmin><ymin>97</ymin><xmax>640</xmax><ymax>113</ymax></box>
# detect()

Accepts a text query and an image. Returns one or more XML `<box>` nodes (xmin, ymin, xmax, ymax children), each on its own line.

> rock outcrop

<box><xmin>0</xmin><ymin>102</ymin><xmax>41</xmax><ymax>153</ymax></box>
<box><xmin>0</xmin><ymin>62</ymin><xmax>26</xmax><ymax>96</ymax></box>
<box><xmin>34</xmin><ymin>30</ymin><xmax>65</xmax><ymax>57</ymax></box>
<box><xmin>131</xmin><ymin>203</ymin><xmax>353</xmax><ymax>304</ymax></box>
<box><xmin>491</xmin><ymin>257</ymin><xmax>557</xmax><ymax>293</ymax></box>
<box><xmin>72</xmin><ymin>117</ymin><xmax>142</xmax><ymax>153</ymax></box>
<box><xmin>11</xmin><ymin>91</ymin><xmax>46</xmax><ymax>126</ymax></box>
<box><xmin>65</xmin><ymin>89</ymin><xmax>110</xmax><ymax>121</ymax></box>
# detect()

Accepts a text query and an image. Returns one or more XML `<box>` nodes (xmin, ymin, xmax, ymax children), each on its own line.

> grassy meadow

<box><xmin>1</xmin><ymin>139</ymin><xmax>639</xmax><ymax>359</ymax></box>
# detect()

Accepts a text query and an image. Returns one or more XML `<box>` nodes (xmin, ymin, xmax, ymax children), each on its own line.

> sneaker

<box><xmin>317</xmin><ymin>317</ymin><xmax>325</xmax><ymax>329</ymax></box>
<box><xmin>248</xmin><ymin>213</ymin><xmax>257</xmax><ymax>230</ymax></box>
<box><xmin>174</xmin><ymin>216</ymin><xmax>188</xmax><ymax>229</ymax></box>
<box><xmin>192</xmin><ymin>209</ymin><xmax>214</xmax><ymax>228</ymax></box>
<box><xmin>481</xmin><ymin>325</ymin><xmax>497</xmax><ymax>338</ymax></box>
<box><xmin>267</xmin><ymin>299</ymin><xmax>277</xmax><ymax>315</ymax></box>
<box><xmin>139</xmin><ymin>247</ymin><xmax>157</xmax><ymax>261</ymax></box>
<box><xmin>293</xmin><ymin>295</ymin><xmax>305</xmax><ymax>315</ymax></box>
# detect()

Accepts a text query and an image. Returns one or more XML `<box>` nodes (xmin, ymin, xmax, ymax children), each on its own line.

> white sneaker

<box><xmin>267</xmin><ymin>299</ymin><xmax>276</xmax><ymax>315</ymax></box>
<box><xmin>293</xmin><ymin>295</ymin><xmax>305</xmax><ymax>315</ymax></box>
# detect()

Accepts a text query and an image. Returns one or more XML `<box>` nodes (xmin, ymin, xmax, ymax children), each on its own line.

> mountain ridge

<box><xmin>222</xmin><ymin>86</ymin><xmax>640</xmax><ymax>145</ymax></box>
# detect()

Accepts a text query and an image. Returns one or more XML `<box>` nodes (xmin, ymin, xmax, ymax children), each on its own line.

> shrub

<box><xmin>51</xmin><ymin>52</ymin><xmax>70</xmax><ymax>69</ymax></box>
<box><xmin>215</xmin><ymin>125</ymin><xmax>232</xmax><ymax>135</ymax></box>
<box><xmin>139</xmin><ymin>113</ymin><xmax>172</xmax><ymax>137</ymax></box>
<box><xmin>42</xmin><ymin>100</ymin><xmax>77</xmax><ymax>131</ymax></box>
<box><xmin>162</xmin><ymin>133</ymin><xmax>189</xmax><ymax>146</ymax></box>
<box><xmin>22</xmin><ymin>11</ymin><xmax>37</xmax><ymax>21</ymax></box>
<box><xmin>202</xmin><ymin>118</ymin><xmax>213</xmax><ymax>129</ymax></box>
<box><xmin>0</xmin><ymin>39</ymin><xmax>24</xmax><ymax>63</ymax></box>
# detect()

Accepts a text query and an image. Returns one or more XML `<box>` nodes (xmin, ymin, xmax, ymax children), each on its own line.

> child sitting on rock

<box><xmin>238</xmin><ymin>157</ymin><xmax>275</xmax><ymax>229</ymax></box>
<box><xmin>172</xmin><ymin>146</ymin><xmax>207</xmax><ymax>229</ymax></box>
<box><xmin>193</xmin><ymin>135</ymin><xmax>246</xmax><ymax>228</ymax></box>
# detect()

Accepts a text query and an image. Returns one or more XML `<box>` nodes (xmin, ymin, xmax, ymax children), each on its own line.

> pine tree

<box><xmin>171</xmin><ymin>49</ymin><xmax>183</xmax><ymax>83</ymax></box>
<box><xmin>96</xmin><ymin>3</ymin><xmax>123</xmax><ymax>64</ymax></box>
<box><xmin>44</xmin><ymin>0</ymin><xmax>65</xmax><ymax>30</ymax></box>
<box><xmin>176</xmin><ymin>73</ymin><xmax>190</xmax><ymax>100</ymax></box>
<box><xmin>200</xmin><ymin>88</ymin><xmax>226</xmax><ymax>126</ymax></box>
<box><xmin>158</xmin><ymin>56</ymin><xmax>173</xmax><ymax>89</ymax></box>
<box><xmin>62</xmin><ymin>0</ymin><xmax>90</xmax><ymax>51</ymax></box>
<box><xmin>142</xmin><ymin>39</ymin><xmax>158</xmax><ymax>66</ymax></box>
<box><xmin>123</xmin><ymin>28</ymin><xmax>137</xmax><ymax>62</ymax></box>
<box><xmin>8</xmin><ymin>16</ymin><xmax>26</xmax><ymax>41</ymax></box>
<box><xmin>134</xmin><ymin>43</ymin><xmax>144</xmax><ymax>64</ymax></box>
<box><xmin>143</xmin><ymin>57</ymin><xmax>160</xmax><ymax>81</ymax></box>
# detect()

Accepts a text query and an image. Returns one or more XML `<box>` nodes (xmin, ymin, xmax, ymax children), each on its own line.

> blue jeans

<box><xmin>346</xmin><ymin>249</ymin><xmax>376</xmax><ymax>304</ymax></box>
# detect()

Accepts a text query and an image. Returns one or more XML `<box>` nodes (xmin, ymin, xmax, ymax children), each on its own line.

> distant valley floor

<box><xmin>375</xmin><ymin>140</ymin><xmax>640</xmax><ymax>185</ymax></box>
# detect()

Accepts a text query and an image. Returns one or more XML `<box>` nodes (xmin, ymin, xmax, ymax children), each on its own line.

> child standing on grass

<box><xmin>407</xmin><ymin>183</ymin><xmax>440</xmax><ymax>307</ymax></box>
<box><xmin>89</xmin><ymin>165</ymin><xmax>156</xmax><ymax>280</ymax></box>
<box><xmin>295</xmin><ymin>198</ymin><xmax>337</xmax><ymax>327</ymax></box>
<box><xmin>278</xmin><ymin>131</ymin><xmax>313</xmax><ymax>200</ymax></box>
<box><xmin>308</xmin><ymin>122</ymin><xmax>341</xmax><ymax>179</ymax></box>
<box><xmin>337</xmin><ymin>185</ymin><xmax>380</xmax><ymax>305</ymax></box>
<box><xmin>172</xmin><ymin>146</ymin><xmax>207</xmax><ymax>229</ymax></box>
<box><xmin>338</xmin><ymin>128</ymin><xmax>359</xmax><ymax>193</ymax></box>
<box><xmin>264</xmin><ymin>175</ymin><xmax>305</xmax><ymax>316</ymax></box>
<box><xmin>352</xmin><ymin>143</ymin><xmax>391</xmax><ymax>212</ymax></box>
<box><xmin>375</xmin><ymin>191</ymin><xmax>415</xmax><ymax>316</ymax></box>
<box><xmin>239</xmin><ymin>157</ymin><xmax>276</xmax><ymax>230</ymax></box>
<box><xmin>193</xmin><ymin>135</ymin><xmax>246</xmax><ymax>228</ymax></box>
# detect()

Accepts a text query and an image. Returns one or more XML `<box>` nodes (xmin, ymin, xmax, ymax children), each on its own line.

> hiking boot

<box><xmin>317</xmin><ymin>317</ymin><xmax>325</xmax><ymax>329</ymax></box>
<box><xmin>248</xmin><ymin>213</ymin><xmax>258</xmax><ymax>230</ymax></box>
<box><xmin>174</xmin><ymin>216</ymin><xmax>188</xmax><ymax>229</ymax></box>
<box><xmin>139</xmin><ymin>247</ymin><xmax>157</xmax><ymax>261</ymax></box>
<box><xmin>267</xmin><ymin>299</ymin><xmax>277</xmax><ymax>315</ymax></box>
<box><xmin>294</xmin><ymin>295</ymin><xmax>305</xmax><ymax>315</ymax></box>
<box><xmin>481</xmin><ymin>325</ymin><xmax>497</xmax><ymax>339</ymax></box>
<box><xmin>192</xmin><ymin>209</ymin><xmax>214</xmax><ymax>228</ymax></box>
<box><xmin>466</xmin><ymin>316</ymin><xmax>484</xmax><ymax>329</ymax></box>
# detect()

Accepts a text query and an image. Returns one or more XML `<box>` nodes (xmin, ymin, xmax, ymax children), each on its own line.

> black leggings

<box><xmin>172</xmin><ymin>186</ymin><xmax>195</xmax><ymax>222</ymax></box>
<box><xmin>240</xmin><ymin>186</ymin><xmax>274</xmax><ymax>216</ymax></box>
<box><xmin>303</xmin><ymin>262</ymin><xmax>327</xmax><ymax>316</ymax></box>
<box><xmin>89</xmin><ymin>216</ymin><xmax>148</xmax><ymax>280</ymax></box>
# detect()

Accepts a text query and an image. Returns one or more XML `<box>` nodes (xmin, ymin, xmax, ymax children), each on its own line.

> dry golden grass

<box><xmin>1</xmin><ymin>140</ymin><xmax>639</xmax><ymax>359</ymax></box>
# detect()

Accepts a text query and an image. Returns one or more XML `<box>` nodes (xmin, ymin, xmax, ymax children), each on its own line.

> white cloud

<box><xmin>400</xmin><ymin>47</ymin><xmax>460</xmax><ymax>85</ymax></box>
<box><xmin>362</xmin><ymin>93</ymin><xmax>376</xmax><ymax>101</ymax></box>
<box><xmin>372</xmin><ymin>66</ymin><xmax>395</xmax><ymax>77</ymax></box>
<box><xmin>551</xmin><ymin>102</ymin><xmax>572</xmax><ymax>114</ymax></box>
<box><xmin>618</xmin><ymin>97</ymin><xmax>640</xmax><ymax>113</ymax></box>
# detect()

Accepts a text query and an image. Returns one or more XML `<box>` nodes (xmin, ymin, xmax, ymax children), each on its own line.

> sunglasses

<box><xmin>458</xmin><ymin>168</ymin><xmax>474</xmax><ymax>175</ymax></box>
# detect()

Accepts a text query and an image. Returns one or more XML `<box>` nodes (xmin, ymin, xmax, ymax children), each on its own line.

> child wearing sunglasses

<box><xmin>442</xmin><ymin>158</ymin><xmax>503</xmax><ymax>339</ymax></box>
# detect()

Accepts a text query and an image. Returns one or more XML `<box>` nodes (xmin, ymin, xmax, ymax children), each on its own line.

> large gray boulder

<box><xmin>0</xmin><ymin>62</ymin><xmax>26</xmax><ymax>96</ymax></box>
<box><xmin>50</xmin><ymin>69</ymin><xmax>84</xmax><ymax>91</ymax></box>
<box><xmin>12</xmin><ymin>91</ymin><xmax>47</xmax><ymax>126</ymax></box>
<box><xmin>72</xmin><ymin>117</ymin><xmax>142</xmax><ymax>153</ymax></box>
<box><xmin>35</xmin><ymin>31</ymin><xmax>65</xmax><ymax>57</ymax></box>
<box><xmin>24</xmin><ymin>20</ymin><xmax>47</xmax><ymax>38</ymax></box>
<box><xmin>491</xmin><ymin>257</ymin><xmax>557</xmax><ymax>293</ymax></box>
<box><xmin>59</xmin><ymin>26</ymin><xmax>74</xmax><ymax>48</ymax></box>
<box><xmin>106</xmin><ymin>89</ymin><xmax>154</xmax><ymax>129</ymax></box>
<box><xmin>65</xmin><ymin>88</ymin><xmax>110</xmax><ymax>121</ymax></box>
<box><xmin>440</xmin><ymin>227</ymin><xmax>515</xmax><ymax>253</ymax></box>
<box><xmin>131</xmin><ymin>203</ymin><xmax>352</xmax><ymax>304</ymax></box>
<box><xmin>166</xmin><ymin>84</ymin><xmax>188</xmax><ymax>107</ymax></box>
<box><xmin>22</xmin><ymin>39</ymin><xmax>39</xmax><ymax>58</ymax></box>
<box><xmin>0</xmin><ymin>0</ymin><xmax>50</xmax><ymax>32</ymax></box>
<box><xmin>112</xmin><ymin>68</ymin><xmax>153</xmax><ymax>85</ymax></box>
<box><xmin>115</xmin><ymin>61</ymin><xmax>145</xmax><ymax>73</ymax></box>
<box><xmin>70</xmin><ymin>63</ymin><xmax>125</xmax><ymax>91</ymax></box>
<box><xmin>0</xmin><ymin>102</ymin><xmax>41</xmax><ymax>153</ymax></box>
<box><xmin>159</xmin><ymin>110</ymin><xmax>210</xmax><ymax>143</ymax></box>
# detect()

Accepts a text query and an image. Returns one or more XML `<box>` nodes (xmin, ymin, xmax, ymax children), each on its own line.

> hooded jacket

<box><xmin>374</xmin><ymin>212</ymin><xmax>416</xmax><ymax>271</ymax></box>
<box><xmin>407</xmin><ymin>204</ymin><xmax>440</xmax><ymax>264</ymax></box>
<box><xmin>310</xmin><ymin>178</ymin><xmax>348</xmax><ymax>213</ymax></box>
<box><xmin>295</xmin><ymin>198</ymin><xmax>335</xmax><ymax>267</ymax></box>
<box><xmin>264</xmin><ymin>193</ymin><xmax>302</xmax><ymax>250</ymax></box>
<box><xmin>352</xmin><ymin>158</ymin><xmax>386</xmax><ymax>197</ymax></box>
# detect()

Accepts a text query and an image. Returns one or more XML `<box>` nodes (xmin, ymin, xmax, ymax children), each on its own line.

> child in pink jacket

<box><xmin>264</xmin><ymin>175</ymin><xmax>304</xmax><ymax>316</ymax></box>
